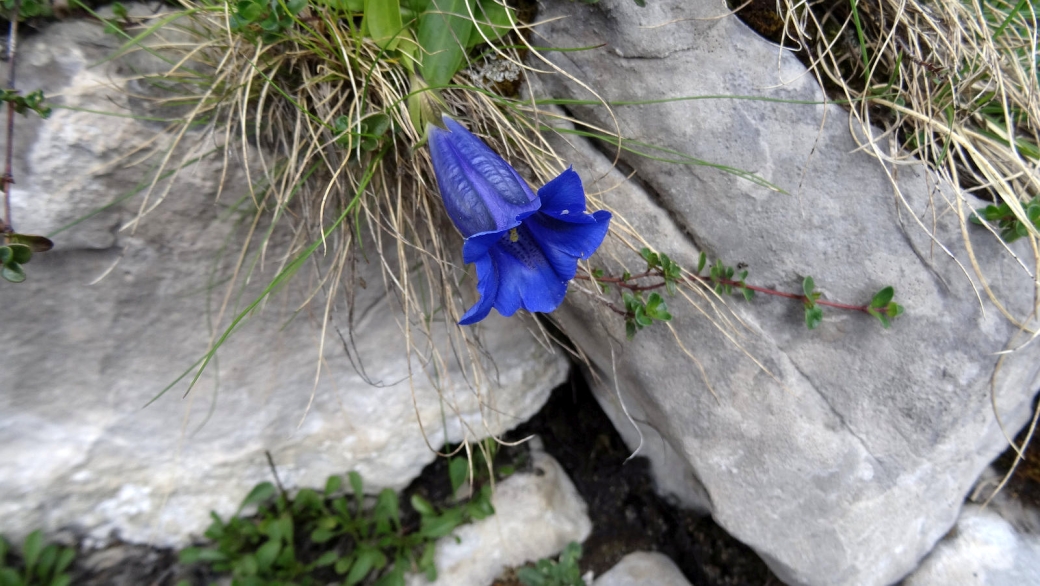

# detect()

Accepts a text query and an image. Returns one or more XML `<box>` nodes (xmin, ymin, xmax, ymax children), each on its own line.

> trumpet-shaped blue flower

<box><xmin>428</xmin><ymin>116</ymin><xmax>611</xmax><ymax>324</ymax></box>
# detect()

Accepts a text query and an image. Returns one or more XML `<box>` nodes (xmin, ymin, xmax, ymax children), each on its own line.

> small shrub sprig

<box><xmin>180</xmin><ymin>467</ymin><xmax>494</xmax><ymax>586</ymax></box>
<box><xmin>1</xmin><ymin>0</ymin><xmax>55</xmax><ymax>283</ymax></box>
<box><xmin>582</xmin><ymin>248</ymin><xmax>904</xmax><ymax>338</ymax></box>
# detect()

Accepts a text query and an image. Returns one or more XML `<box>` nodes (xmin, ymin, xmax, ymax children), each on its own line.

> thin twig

<box><xmin>1</xmin><ymin>0</ymin><xmax>22</xmax><ymax>235</ymax></box>
<box><xmin>578</xmin><ymin>270</ymin><xmax>889</xmax><ymax>315</ymax></box>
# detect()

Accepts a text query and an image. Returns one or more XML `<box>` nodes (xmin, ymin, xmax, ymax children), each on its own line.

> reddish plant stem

<box><xmin>577</xmin><ymin>271</ymin><xmax>884</xmax><ymax>315</ymax></box>
<box><xmin>1</xmin><ymin>0</ymin><xmax>22</xmax><ymax>235</ymax></box>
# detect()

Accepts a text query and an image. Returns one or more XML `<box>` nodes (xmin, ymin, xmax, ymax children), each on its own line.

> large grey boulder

<box><xmin>534</xmin><ymin>0</ymin><xmax>1040</xmax><ymax>584</ymax></box>
<box><xmin>0</xmin><ymin>17</ymin><xmax>566</xmax><ymax>547</ymax></box>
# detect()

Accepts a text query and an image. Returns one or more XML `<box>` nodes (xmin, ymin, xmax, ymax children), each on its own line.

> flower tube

<box><xmin>428</xmin><ymin>116</ymin><xmax>612</xmax><ymax>324</ymax></box>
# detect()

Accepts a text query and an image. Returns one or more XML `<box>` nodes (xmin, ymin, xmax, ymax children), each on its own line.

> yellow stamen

<box><xmin>509</xmin><ymin>228</ymin><xmax>519</xmax><ymax>242</ymax></box>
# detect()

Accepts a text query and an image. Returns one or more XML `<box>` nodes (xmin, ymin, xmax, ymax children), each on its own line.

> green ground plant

<box><xmin>179</xmin><ymin>469</ymin><xmax>494</xmax><ymax>586</ymax></box>
<box><xmin>515</xmin><ymin>541</ymin><xmax>583</xmax><ymax>586</ymax></box>
<box><xmin>0</xmin><ymin>531</ymin><xmax>75</xmax><ymax>586</ymax></box>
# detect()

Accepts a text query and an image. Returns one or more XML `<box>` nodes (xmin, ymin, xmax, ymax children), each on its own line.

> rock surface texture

<box><xmin>593</xmin><ymin>551</ymin><xmax>692</xmax><ymax>586</ymax></box>
<box><xmin>407</xmin><ymin>441</ymin><xmax>592</xmax><ymax>586</ymax></box>
<box><xmin>0</xmin><ymin>16</ymin><xmax>566</xmax><ymax>546</ymax></box>
<box><xmin>904</xmin><ymin>505</ymin><xmax>1040</xmax><ymax>585</ymax></box>
<box><xmin>535</xmin><ymin>0</ymin><xmax>1040</xmax><ymax>584</ymax></box>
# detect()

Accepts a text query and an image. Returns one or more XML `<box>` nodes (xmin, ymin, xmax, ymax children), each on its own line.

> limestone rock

<box><xmin>533</xmin><ymin>1</ymin><xmax>1040</xmax><ymax>584</ymax></box>
<box><xmin>407</xmin><ymin>440</ymin><xmax>592</xmax><ymax>586</ymax></box>
<box><xmin>904</xmin><ymin>505</ymin><xmax>1040</xmax><ymax>586</ymax></box>
<box><xmin>593</xmin><ymin>552</ymin><xmax>691</xmax><ymax>586</ymax></box>
<box><xmin>0</xmin><ymin>16</ymin><xmax>567</xmax><ymax>547</ymax></box>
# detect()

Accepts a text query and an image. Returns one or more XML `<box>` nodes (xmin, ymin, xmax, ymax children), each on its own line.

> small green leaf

<box><xmin>625</xmin><ymin>320</ymin><xmax>637</xmax><ymax>340</ymax></box>
<box><xmin>418</xmin><ymin>0</ymin><xmax>475</xmax><ymax>86</ymax></box>
<box><xmin>180</xmin><ymin>547</ymin><xmax>228</xmax><ymax>564</ymax></box>
<box><xmin>335</xmin><ymin>553</ymin><xmax>355</xmax><ymax>575</ymax></box>
<box><xmin>870</xmin><ymin>286</ymin><xmax>894</xmax><ymax>308</ymax></box>
<box><xmin>325</xmin><ymin>474</ymin><xmax>343</xmax><ymax>496</ymax></box>
<box><xmin>634</xmin><ymin>306</ymin><xmax>652</xmax><ymax>327</ymax></box>
<box><xmin>23</xmin><ymin>530</ymin><xmax>44</xmax><ymax>571</ymax></box>
<box><xmin>255</xmin><ymin>539</ymin><xmax>282</xmax><ymax>570</ymax></box>
<box><xmin>374</xmin><ymin>563</ymin><xmax>407</xmax><ymax>586</ymax></box>
<box><xmin>36</xmin><ymin>545</ymin><xmax>57</xmax><ymax>579</ymax></box>
<box><xmin>365</xmin><ymin>0</ymin><xmax>404</xmax><ymax>49</ymax></box>
<box><xmin>410</xmin><ymin>494</ymin><xmax>436</xmax><ymax>516</ymax></box>
<box><xmin>802</xmin><ymin>276</ymin><xmax>815</xmax><ymax>300</ymax></box>
<box><xmin>54</xmin><ymin>548</ymin><xmax>75</xmax><ymax>575</ymax></box>
<box><xmin>235</xmin><ymin>553</ymin><xmax>259</xmax><ymax>576</ymax></box>
<box><xmin>804</xmin><ymin>306</ymin><xmax>824</xmax><ymax>330</ymax></box>
<box><xmin>349</xmin><ymin>470</ymin><xmax>364</xmax><ymax>501</ymax></box>
<box><xmin>419</xmin><ymin>542</ymin><xmax>437</xmax><ymax>579</ymax></box>
<box><xmin>315</xmin><ymin>550</ymin><xmax>340</xmax><ymax>567</ymax></box>
<box><xmin>741</xmin><ymin>286</ymin><xmax>755</xmax><ymax>302</ymax></box>
<box><xmin>448</xmin><ymin>457</ymin><xmax>469</xmax><ymax>493</ymax></box>
<box><xmin>467</xmin><ymin>0</ymin><xmax>515</xmax><ymax>47</ymax></box>
<box><xmin>374</xmin><ymin>488</ymin><xmax>401</xmax><ymax>533</ymax></box>
<box><xmin>517</xmin><ymin>566</ymin><xmax>548</xmax><ymax>586</ymax></box>
<box><xmin>310</xmin><ymin>527</ymin><xmax>336</xmax><ymax>544</ymax></box>
<box><xmin>6</xmin><ymin>233</ymin><xmax>52</xmax><ymax>253</ymax></box>
<box><xmin>239</xmin><ymin>482</ymin><xmax>276</xmax><ymax>511</ymax></box>
<box><xmin>420</xmin><ymin>508</ymin><xmax>463</xmax><ymax>538</ymax></box>
<box><xmin>0</xmin><ymin>246</ymin><xmax>10</xmax><ymax>264</ymax></box>
<box><xmin>346</xmin><ymin>548</ymin><xmax>383</xmax><ymax>585</ymax></box>
<box><xmin>696</xmin><ymin>252</ymin><xmax>706</xmax><ymax>274</ymax></box>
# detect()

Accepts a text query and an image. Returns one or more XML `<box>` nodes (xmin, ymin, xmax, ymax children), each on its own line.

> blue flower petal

<box><xmin>459</xmin><ymin>253</ymin><xmax>499</xmax><ymax>325</ymax></box>
<box><xmin>429</xmin><ymin>117</ymin><xmax>540</xmax><ymax>237</ymax></box>
<box><xmin>489</xmin><ymin>227</ymin><xmax>568</xmax><ymax>315</ymax></box>
<box><xmin>526</xmin><ymin>209</ymin><xmax>612</xmax><ymax>275</ymax></box>
<box><xmin>536</xmin><ymin>167</ymin><xmax>588</xmax><ymax>216</ymax></box>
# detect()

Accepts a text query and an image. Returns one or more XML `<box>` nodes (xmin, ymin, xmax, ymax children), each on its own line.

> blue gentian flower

<box><xmin>428</xmin><ymin>116</ymin><xmax>612</xmax><ymax>324</ymax></box>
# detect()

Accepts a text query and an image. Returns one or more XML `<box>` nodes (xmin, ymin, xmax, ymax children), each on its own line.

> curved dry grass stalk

<box><xmin>777</xmin><ymin>0</ymin><xmax>1040</xmax><ymax>317</ymax></box>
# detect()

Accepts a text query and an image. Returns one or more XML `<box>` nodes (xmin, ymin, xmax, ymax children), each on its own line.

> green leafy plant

<box><xmin>970</xmin><ymin>196</ymin><xmax>1040</xmax><ymax>243</ymax></box>
<box><xmin>0</xmin><ymin>235</ymin><xmax>53</xmax><ymax>284</ymax></box>
<box><xmin>0</xmin><ymin>90</ymin><xmax>51</xmax><ymax>119</ymax></box>
<box><xmin>0</xmin><ymin>0</ymin><xmax>52</xmax><ymax>19</ymax></box>
<box><xmin>0</xmin><ymin>531</ymin><xmax>76</xmax><ymax>586</ymax></box>
<box><xmin>229</xmin><ymin>0</ymin><xmax>309</xmax><ymax>43</ymax></box>
<box><xmin>516</xmin><ymin>541</ymin><xmax>584</xmax><ymax>586</ymax></box>
<box><xmin>180</xmin><ymin>469</ymin><xmax>494</xmax><ymax>586</ymax></box>
<box><xmin>0</xmin><ymin>244</ymin><xmax>31</xmax><ymax>283</ymax></box>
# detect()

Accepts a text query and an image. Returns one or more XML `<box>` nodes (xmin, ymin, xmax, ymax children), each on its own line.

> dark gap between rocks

<box><xmin>503</xmin><ymin>366</ymin><xmax>779</xmax><ymax>586</ymax></box>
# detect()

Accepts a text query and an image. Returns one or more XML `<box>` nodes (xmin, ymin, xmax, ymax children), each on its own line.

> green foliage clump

<box><xmin>0</xmin><ymin>244</ymin><xmax>32</xmax><ymax>283</ymax></box>
<box><xmin>0</xmin><ymin>0</ymin><xmax>52</xmax><ymax>19</ymax></box>
<box><xmin>971</xmin><ymin>197</ymin><xmax>1040</xmax><ymax>244</ymax></box>
<box><xmin>0</xmin><ymin>90</ymin><xmax>51</xmax><ymax>119</ymax></box>
<box><xmin>516</xmin><ymin>541</ymin><xmax>584</xmax><ymax>586</ymax></box>
<box><xmin>1</xmin><ymin>235</ymin><xmax>53</xmax><ymax>283</ymax></box>
<box><xmin>179</xmin><ymin>471</ymin><xmax>494</xmax><ymax>586</ymax></box>
<box><xmin>0</xmin><ymin>531</ymin><xmax>76</xmax><ymax>586</ymax></box>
